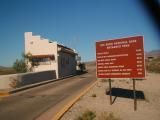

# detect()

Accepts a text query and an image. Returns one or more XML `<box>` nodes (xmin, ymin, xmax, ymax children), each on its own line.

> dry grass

<box><xmin>91</xmin><ymin>94</ymin><xmax>97</xmax><ymax>98</ymax></box>
<box><xmin>98</xmin><ymin>112</ymin><xmax>121</xmax><ymax>120</ymax></box>
<box><xmin>75</xmin><ymin>109</ymin><xmax>96</xmax><ymax>120</ymax></box>
<box><xmin>75</xmin><ymin>110</ymin><xmax>121</xmax><ymax>120</ymax></box>
<box><xmin>146</xmin><ymin>57</ymin><xmax>160</xmax><ymax>73</ymax></box>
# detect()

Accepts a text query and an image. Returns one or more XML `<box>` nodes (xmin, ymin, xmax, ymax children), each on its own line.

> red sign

<box><xmin>96</xmin><ymin>36</ymin><xmax>145</xmax><ymax>78</ymax></box>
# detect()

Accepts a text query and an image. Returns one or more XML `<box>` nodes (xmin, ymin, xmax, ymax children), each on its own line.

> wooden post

<box><xmin>109</xmin><ymin>78</ymin><xmax>112</xmax><ymax>105</ymax></box>
<box><xmin>133</xmin><ymin>78</ymin><xmax>137</xmax><ymax>111</ymax></box>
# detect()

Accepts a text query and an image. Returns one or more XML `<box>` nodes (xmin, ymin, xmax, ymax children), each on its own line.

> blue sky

<box><xmin>0</xmin><ymin>0</ymin><xmax>159</xmax><ymax>67</ymax></box>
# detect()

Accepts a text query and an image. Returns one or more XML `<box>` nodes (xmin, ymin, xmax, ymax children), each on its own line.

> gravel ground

<box><xmin>61</xmin><ymin>72</ymin><xmax>160</xmax><ymax>120</ymax></box>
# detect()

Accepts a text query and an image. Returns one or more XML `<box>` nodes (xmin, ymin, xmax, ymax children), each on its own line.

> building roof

<box><xmin>58</xmin><ymin>44</ymin><xmax>77</xmax><ymax>55</ymax></box>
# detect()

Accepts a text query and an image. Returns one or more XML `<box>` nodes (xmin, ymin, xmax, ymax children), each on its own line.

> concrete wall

<box><xmin>0</xmin><ymin>74</ymin><xmax>18</xmax><ymax>90</ymax></box>
<box><xmin>0</xmin><ymin>70</ymin><xmax>56</xmax><ymax>90</ymax></box>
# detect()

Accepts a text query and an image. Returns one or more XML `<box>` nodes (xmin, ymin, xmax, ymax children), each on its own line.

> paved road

<box><xmin>0</xmin><ymin>65</ymin><xmax>96</xmax><ymax>120</ymax></box>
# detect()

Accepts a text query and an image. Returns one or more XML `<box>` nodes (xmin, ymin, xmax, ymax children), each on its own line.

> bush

<box><xmin>101</xmin><ymin>79</ymin><xmax>109</xmax><ymax>82</ymax></box>
<box><xmin>13</xmin><ymin>59</ymin><xmax>27</xmax><ymax>73</ymax></box>
<box><xmin>98</xmin><ymin>112</ymin><xmax>121</xmax><ymax>120</ymax></box>
<box><xmin>78</xmin><ymin>63</ymin><xmax>86</xmax><ymax>72</ymax></box>
<box><xmin>101</xmin><ymin>79</ymin><xmax>114</xmax><ymax>82</ymax></box>
<box><xmin>75</xmin><ymin>110</ymin><xmax>96</xmax><ymax>120</ymax></box>
<box><xmin>9</xmin><ymin>77</ymin><xmax>21</xmax><ymax>88</ymax></box>
<box><xmin>91</xmin><ymin>94</ymin><xmax>97</xmax><ymax>97</ymax></box>
<box><xmin>146</xmin><ymin>57</ymin><xmax>160</xmax><ymax>73</ymax></box>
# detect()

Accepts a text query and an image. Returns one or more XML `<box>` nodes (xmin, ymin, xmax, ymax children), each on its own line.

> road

<box><xmin>0</xmin><ymin>64</ymin><xmax>96</xmax><ymax>120</ymax></box>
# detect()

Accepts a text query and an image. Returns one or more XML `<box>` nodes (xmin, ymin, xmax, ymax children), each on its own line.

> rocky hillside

<box><xmin>0</xmin><ymin>66</ymin><xmax>16</xmax><ymax>75</ymax></box>
<box><xmin>145</xmin><ymin>49</ymin><xmax>160</xmax><ymax>58</ymax></box>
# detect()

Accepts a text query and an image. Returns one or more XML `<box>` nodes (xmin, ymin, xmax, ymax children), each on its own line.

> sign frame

<box><xmin>96</xmin><ymin>35</ymin><xmax>145</xmax><ymax>111</ymax></box>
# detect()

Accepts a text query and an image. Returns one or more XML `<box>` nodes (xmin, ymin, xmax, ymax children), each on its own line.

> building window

<box><xmin>31</xmin><ymin>58</ymin><xmax>51</xmax><ymax>66</ymax></box>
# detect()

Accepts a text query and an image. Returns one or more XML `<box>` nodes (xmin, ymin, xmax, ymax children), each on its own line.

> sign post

<box><xmin>109</xmin><ymin>78</ymin><xmax>112</xmax><ymax>105</ymax></box>
<box><xmin>96</xmin><ymin>36</ymin><xmax>145</xmax><ymax>110</ymax></box>
<box><xmin>133</xmin><ymin>78</ymin><xmax>137</xmax><ymax>111</ymax></box>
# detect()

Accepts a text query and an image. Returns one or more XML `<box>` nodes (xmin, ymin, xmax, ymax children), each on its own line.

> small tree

<box><xmin>13</xmin><ymin>59</ymin><xmax>27</xmax><ymax>73</ymax></box>
<box><xmin>23</xmin><ymin>52</ymin><xmax>35</xmax><ymax>72</ymax></box>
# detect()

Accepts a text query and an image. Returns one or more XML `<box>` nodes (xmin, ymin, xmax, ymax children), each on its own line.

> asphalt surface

<box><xmin>0</xmin><ymin>65</ymin><xmax>96</xmax><ymax>120</ymax></box>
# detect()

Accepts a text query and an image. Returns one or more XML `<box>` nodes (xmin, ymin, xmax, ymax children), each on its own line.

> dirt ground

<box><xmin>61</xmin><ymin>72</ymin><xmax>160</xmax><ymax>120</ymax></box>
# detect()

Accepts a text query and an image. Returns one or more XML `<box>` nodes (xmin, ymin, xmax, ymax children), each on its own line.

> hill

<box><xmin>145</xmin><ymin>49</ymin><xmax>160</xmax><ymax>58</ymax></box>
<box><xmin>0</xmin><ymin>66</ymin><xmax>6</xmax><ymax>69</ymax></box>
<box><xmin>0</xmin><ymin>66</ymin><xmax>16</xmax><ymax>75</ymax></box>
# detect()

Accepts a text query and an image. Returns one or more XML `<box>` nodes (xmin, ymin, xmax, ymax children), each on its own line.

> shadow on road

<box><xmin>106</xmin><ymin>88</ymin><xmax>145</xmax><ymax>104</ymax></box>
<box><xmin>76</xmin><ymin>70</ymin><xmax>88</xmax><ymax>75</ymax></box>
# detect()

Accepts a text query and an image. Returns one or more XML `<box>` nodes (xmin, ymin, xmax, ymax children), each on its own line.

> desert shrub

<box><xmin>146</xmin><ymin>57</ymin><xmax>160</xmax><ymax>73</ymax></box>
<box><xmin>101</xmin><ymin>79</ymin><xmax>108</xmax><ymax>82</ymax></box>
<box><xmin>91</xmin><ymin>94</ymin><xmax>97</xmax><ymax>97</ymax></box>
<box><xmin>78</xmin><ymin>63</ymin><xmax>86</xmax><ymax>72</ymax></box>
<box><xmin>9</xmin><ymin>77</ymin><xmax>21</xmax><ymax>88</ymax></box>
<box><xmin>98</xmin><ymin>112</ymin><xmax>121</xmax><ymax>120</ymax></box>
<box><xmin>75</xmin><ymin>110</ymin><xmax>96</xmax><ymax>120</ymax></box>
<box><xmin>101</xmin><ymin>79</ymin><xmax>114</xmax><ymax>83</ymax></box>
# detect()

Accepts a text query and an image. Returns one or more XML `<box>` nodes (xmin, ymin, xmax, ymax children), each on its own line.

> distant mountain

<box><xmin>0</xmin><ymin>66</ymin><xmax>16</xmax><ymax>75</ymax></box>
<box><xmin>0</xmin><ymin>66</ymin><xmax>13</xmax><ymax>70</ymax></box>
<box><xmin>145</xmin><ymin>49</ymin><xmax>160</xmax><ymax>58</ymax></box>
<box><xmin>0</xmin><ymin>66</ymin><xmax>6</xmax><ymax>69</ymax></box>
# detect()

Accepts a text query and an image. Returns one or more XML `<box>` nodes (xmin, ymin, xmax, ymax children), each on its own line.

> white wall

<box><xmin>25</xmin><ymin>32</ymin><xmax>57</xmax><ymax>55</ymax></box>
<box><xmin>24</xmin><ymin>32</ymin><xmax>59</xmax><ymax>78</ymax></box>
<box><xmin>24</xmin><ymin>32</ymin><xmax>78</xmax><ymax>79</ymax></box>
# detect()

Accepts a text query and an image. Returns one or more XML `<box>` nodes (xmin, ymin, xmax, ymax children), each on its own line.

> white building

<box><xmin>24</xmin><ymin>32</ymin><xmax>77</xmax><ymax>79</ymax></box>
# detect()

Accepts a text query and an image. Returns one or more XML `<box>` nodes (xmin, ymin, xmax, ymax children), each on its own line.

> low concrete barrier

<box><xmin>0</xmin><ymin>70</ymin><xmax>56</xmax><ymax>91</ymax></box>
